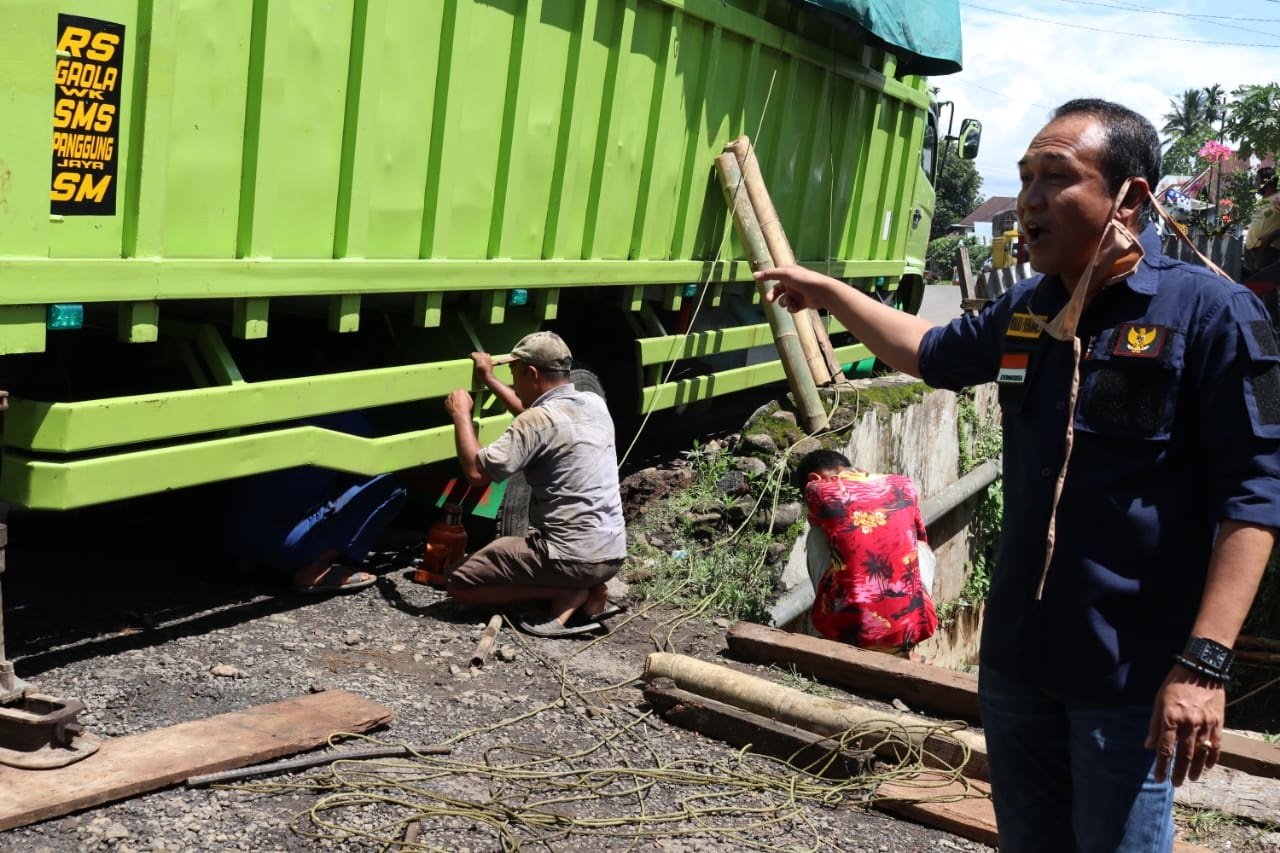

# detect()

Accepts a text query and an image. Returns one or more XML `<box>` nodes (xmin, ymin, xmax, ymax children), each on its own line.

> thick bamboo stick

<box><xmin>642</xmin><ymin>651</ymin><xmax>987</xmax><ymax>780</ymax></box>
<box><xmin>716</xmin><ymin>153</ymin><xmax>827</xmax><ymax>432</ymax></box>
<box><xmin>727</xmin><ymin>136</ymin><xmax>841</xmax><ymax>385</ymax></box>
<box><xmin>469</xmin><ymin>613</ymin><xmax>504</xmax><ymax>668</ymax></box>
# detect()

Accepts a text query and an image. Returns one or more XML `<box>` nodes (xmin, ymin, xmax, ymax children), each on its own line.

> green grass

<box><xmin>627</xmin><ymin>441</ymin><xmax>795</xmax><ymax>623</ymax></box>
<box><xmin>774</xmin><ymin>664</ymin><xmax>833</xmax><ymax>697</ymax></box>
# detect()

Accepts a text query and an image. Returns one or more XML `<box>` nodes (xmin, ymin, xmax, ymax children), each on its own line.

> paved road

<box><xmin>919</xmin><ymin>284</ymin><xmax>964</xmax><ymax>326</ymax></box>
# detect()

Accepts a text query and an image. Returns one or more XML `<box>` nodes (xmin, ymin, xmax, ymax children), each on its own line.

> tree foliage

<box><xmin>1222</xmin><ymin>83</ymin><xmax>1280</xmax><ymax>161</ymax></box>
<box><xmin>931</xmin><ymin>140</ymin><xmax>984</xmax><ymax>241</ymax></box>
<box><xmin>926</xmin><ymin>235</ymin><xmax>989</xmax><ymax>280</ymax></box>
<box><xmin>1162</xmin><ymin>88</ymin><xmax>1213</xmax><ymax>144</ymax></box>
<box><xmin>1162</xmin><ymin>127</ymin><xmax>1217</xmax><ymax>177</ymax></box>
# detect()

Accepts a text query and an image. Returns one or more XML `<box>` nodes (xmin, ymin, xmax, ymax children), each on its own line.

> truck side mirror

<box><xmin>958</xmin><ymin>119</ymin><xmax>982</xmax><ymax>160</ymax></box>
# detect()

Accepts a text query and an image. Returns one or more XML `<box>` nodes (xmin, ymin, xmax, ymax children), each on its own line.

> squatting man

<box><xmin>444</xmin><ymin>331</ymin><xmax>628</xmax><ymax>638</ymax></box>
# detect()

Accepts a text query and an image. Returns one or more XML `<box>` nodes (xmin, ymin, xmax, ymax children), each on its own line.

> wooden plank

<box><xmin>953</xmin><ymin>244</ymin><xmax>975</xmax><ymax>302</ymax></box>
<box><xmin>727</xmin><ymin>621</ymin><xmax>982</xmax><ymax>723</ymax></box>
<box><xmin>0</xmin><ymin>690</ymin><xmax>393</xmax><ymax>831</ymax></box>
<box><xmin>875</xmin><ymin>774</ymin><xmax>997</xmax><ymax>847</ymax></box>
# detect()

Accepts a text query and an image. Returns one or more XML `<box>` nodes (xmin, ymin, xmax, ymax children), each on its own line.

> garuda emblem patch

<box><xmin>1112</xmin><ymin>324</ymin><xmax>1167</xmax><ymax>358</ymax></box>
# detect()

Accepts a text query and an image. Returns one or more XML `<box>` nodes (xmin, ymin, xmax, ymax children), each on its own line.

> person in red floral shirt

<box><xmin>797</xmin><ymin>449</ymin><xmax>937</xmax><ymax>658</ymax></box>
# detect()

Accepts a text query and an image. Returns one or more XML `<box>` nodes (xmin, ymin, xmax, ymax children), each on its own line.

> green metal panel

<box><xmin>0</xmin><ymin>258</ymin><xmax>786</xmax><ymax>302</ymax></box>
<box><xmin>0</xmin><ymin>0</ymin><xmax>944</xmax><ymax>509</ymax></box>
<box><xmin>0</xmin><ymin>307</ymin><xmax>47</xmax><ymax>355</ymax></box>
<box><xmin>0</xmin><ymin>412</ymin><xmax>513</xmax><ymax>510</ymax></box>
<box><xmin>117</xmin><ymin>300</ymin><xmax>158</xmax><ymax>342</ymax></box>
<box><xmin>245</xmin><ymin>1</ymin><xmax>353</xmax><ymax>258</ymax></box>
<box><xmin>3</xmin><ymin>356</ymin><xmax>493</xmax><ymax>453</ymax></box>
<box><xmin>131</xmin><ymin>0</ymin><xmax>254</xmax><ymax>258</ymax></box>
<box><xmin>639</xmin><ymin>340</ymin><xmax>872</xmax><ymax>411</ymax></box>
<box><xmin>637</xmin><ymin>321</ymin><xmax>784</xmax><ymax>365</ymax></box>
<box><xmin>6</xmin><ymin>0</ymin><xmax>932</xmax><ymax>270</ymax></box>
<box><xmin>232</xmin><ymin>297</ymin><xmax>270</xmax><ymax>339</ymax></box>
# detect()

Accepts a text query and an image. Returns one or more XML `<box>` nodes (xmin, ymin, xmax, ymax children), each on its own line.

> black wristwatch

<box><xmin>1176</xmin><ymin>636</ymin><xmax>1233</xmax><ymax>683</ymax></box>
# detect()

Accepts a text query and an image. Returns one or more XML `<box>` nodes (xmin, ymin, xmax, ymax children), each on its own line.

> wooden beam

<box><xmin>1219</xmin><ymin>731</ymin><xmax>1280</xmax><ymax>780</ymax></box>
<box><xmin>954</xmin><ymin>244</ymin><xmax>975</xmax><ymax>302</ymax></box>
<box><xmin>727</xmin><ymin>622</ymin><xmax>981</xmax><ymax>722</ymax></box>
<box><xmin>727</xmin><ymin>622</ymin><xmax>1280</xmax><ymax>781</ymax></box>
<box><xmin>0</xmin><ymin>690</ymin><xmax>392</xmax><ymax>831</ymax></box>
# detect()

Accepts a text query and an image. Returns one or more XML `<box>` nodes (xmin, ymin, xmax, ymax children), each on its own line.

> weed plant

<box><xmin>628</xmin><ymin>441</ymin><xmax>798</xmax><ymax>623</ymax></box>
<box><xmin>936</xmin><ymin>389</ymin><xmax>1003</xmax><ymax>626</ymax></box>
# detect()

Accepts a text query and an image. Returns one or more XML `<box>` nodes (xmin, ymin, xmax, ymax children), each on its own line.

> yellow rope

<box><xmin>227</xmin><ymin>611</ymin><xmax>981</xmax><ymax>852</ymax></box>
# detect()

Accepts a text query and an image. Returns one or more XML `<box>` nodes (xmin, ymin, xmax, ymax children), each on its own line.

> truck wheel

<box><xmin>497</xmin><ymin>367</ymin><xmax>607</xmax><ymax>538</ymax></box>
<box><xmin>896</xmin><ymin>274</ymin><xmax>926</xmax><ymax>316</ymax></box>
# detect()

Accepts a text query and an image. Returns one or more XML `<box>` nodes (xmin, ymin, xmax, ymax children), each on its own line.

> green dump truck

<box><xmin>0</xmin><ymin>0</ymin><xmax>971</xmax><ymax>512</ymax></box>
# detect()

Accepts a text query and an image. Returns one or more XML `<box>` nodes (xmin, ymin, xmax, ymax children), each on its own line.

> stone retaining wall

<box><xmin>779</xmin><ymin>376</ymin><xmax>1000</xmax><ymax>669</ymax></box>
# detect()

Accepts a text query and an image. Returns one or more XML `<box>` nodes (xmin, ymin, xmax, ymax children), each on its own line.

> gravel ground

<box><xmin>0</xmin><ymin>495</ymin><xmax>1005</xmax><ymax>853</ymax></box>
<box><xmin>0</xmin><ymin>455</ymin><xmax>1275</xmax><ymax>852</ymax></box>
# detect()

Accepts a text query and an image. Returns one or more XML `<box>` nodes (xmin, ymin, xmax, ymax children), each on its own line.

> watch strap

<box><xmin>1177</xmin><ymin>636</ymin><xmax>1233</xmax><ymax>683</ymax></box>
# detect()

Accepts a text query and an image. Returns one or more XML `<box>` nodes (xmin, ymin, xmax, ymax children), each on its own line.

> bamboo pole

<box><xmin>727</xmin><ymin>136</ymin><xmax>841</xmax><ymax>385</ymax></box>
<box><xmin>716</xmin><ymin>153</ymin><xmax>827</xmax><ymax>432</ymax></box>
<box><xmin>643</xmin><ymin>651</ymin><xmax>988</xmax><ymax>780</ymax></box>
<box><xmin>469</xmin><ymin>613</ymin><xmax>504</xmax><ymax>668</ymax></box>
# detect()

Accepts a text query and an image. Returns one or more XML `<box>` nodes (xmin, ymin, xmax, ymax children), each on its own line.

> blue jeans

<box><xmin>978</xmin><ymin>667</ymin><xmax>1174</xmax><ymax>852</ymax></box>
<box><xmin>232</xmin><ymin>471</ymin><xmax>407</xmax><ymax>572</ymax></box>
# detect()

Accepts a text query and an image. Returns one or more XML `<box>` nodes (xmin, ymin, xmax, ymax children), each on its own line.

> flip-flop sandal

<box><xmin>519</xmin><ymin>617</ymin><xmax>605</xmax><ymax>638</ymax></box>
<box><xmin>588</xmin><ymin>603</ymin><xmax>628</xmax><ymax>621</ymax></box>
<box><xmin>293</xmin><ymin>566</ymin><xmax>377</xmax><ymax>595</ymax></box>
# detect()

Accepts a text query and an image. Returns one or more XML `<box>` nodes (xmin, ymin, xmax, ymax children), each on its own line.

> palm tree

<box><xmin>1203</xmin><ymin>84</ymin><xmax>1227</xmax><ymax>132</ymax></box>
<box><xmin>1162</xmin><ymin>88</ymin><xmax>1211</xmax><ymax>146</ymax></box>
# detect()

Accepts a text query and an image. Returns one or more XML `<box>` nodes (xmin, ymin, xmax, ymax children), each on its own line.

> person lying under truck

<box><xmin>444</xmin><ymin>331</ymin><xmax>627</xmax><ymax>637</ymax></box>
<box><xmin>796</xmin><ymin>449</ymin><xmax>937</xmax><ymax>662</ymax></box>
<box><xmin>225</xmin><ymin>411</ymin><xmax>408</xmax><ymax>594</ymax></box>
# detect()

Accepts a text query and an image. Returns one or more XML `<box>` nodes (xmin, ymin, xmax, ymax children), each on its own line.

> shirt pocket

<box><xmin>1075</xmin><ymin>326</ymin><xmax>1183</xmax><ymax>440</ymax></box>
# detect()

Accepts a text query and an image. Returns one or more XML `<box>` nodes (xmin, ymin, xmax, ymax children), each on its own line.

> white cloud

<box><xmin>938</xmin><ymin>0</ymin><xmax>1280</xmax><ymax>198</ymax></box>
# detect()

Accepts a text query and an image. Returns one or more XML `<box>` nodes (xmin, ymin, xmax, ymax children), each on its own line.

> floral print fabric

<box><xmin>806</xmin><ymin>470</ymin><xmax>937</xmax><ymax>651</ymax></box>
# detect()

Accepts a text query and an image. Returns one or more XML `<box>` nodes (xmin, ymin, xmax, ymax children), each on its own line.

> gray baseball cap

<box><xmin>491</xmin><ymin>331</ymin><xmax>573</xmax><ymax>371</ymax></box>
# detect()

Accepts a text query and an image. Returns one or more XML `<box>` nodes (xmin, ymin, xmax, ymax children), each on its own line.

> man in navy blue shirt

<box><xmin>755</xmin><ymin>99</ymin><xmax>1279</xmax><ymax>851</ymax></box>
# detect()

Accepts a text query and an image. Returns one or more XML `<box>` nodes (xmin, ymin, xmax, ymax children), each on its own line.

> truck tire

<box><xmin>497</xmin><ymin>368</ymin><xmax>606</xmax><ymax>539</ymax></box>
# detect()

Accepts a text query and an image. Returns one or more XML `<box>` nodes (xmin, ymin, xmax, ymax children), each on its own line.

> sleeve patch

<box><xmin>1239</xmin><ymin>319</ymin><xmax>1280</xmax><ymax>432</ymax></box>
<box><xmin>1247</xmin><ymin>320</ymin><xmax>1280</xmax><ymax>357</ymax></box>
<box><xmin>1251</xmin><ymin>364</ymin><xmax>1280</xmax><ymax>426</ymax></box>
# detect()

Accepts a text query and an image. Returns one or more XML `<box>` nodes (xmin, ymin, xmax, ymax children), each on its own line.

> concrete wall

<box><xmin>780</xmin><ymin>376</ymin><xmax>1000</xmax><ymax>669</ymax></box>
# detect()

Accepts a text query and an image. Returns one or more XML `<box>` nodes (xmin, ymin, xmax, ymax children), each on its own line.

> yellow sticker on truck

<box><xmin>51</xmin><ymin>14</ymin><xmax>124</xmax><ymax>216</ymax></box>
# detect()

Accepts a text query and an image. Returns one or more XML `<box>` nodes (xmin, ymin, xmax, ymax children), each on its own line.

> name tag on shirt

<box><xmin>997</xmin><ymin>352</ymin><xmax>1029</xmax><ymax>384</ymax></box>
<box><xmin>1006</xmin><ymin>312</ymin><xmax>1046</xmax><ymax>340</ymax></box>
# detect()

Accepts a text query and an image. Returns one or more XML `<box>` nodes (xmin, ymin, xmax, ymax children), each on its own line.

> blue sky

<box><xmin>938</xmin><ymin>0</ymin><xmax>1280</xmax><ymax>199</ymax></box>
